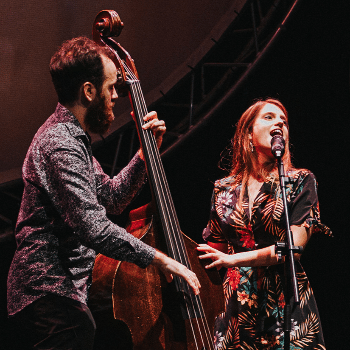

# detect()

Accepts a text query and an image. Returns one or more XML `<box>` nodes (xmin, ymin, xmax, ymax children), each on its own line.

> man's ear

<box><xmin>82</xmin><ymin>82</ymin><xmax>97</xmax><ymax>103</ymax></box>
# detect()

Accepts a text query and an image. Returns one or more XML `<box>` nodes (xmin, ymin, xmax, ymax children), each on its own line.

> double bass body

<box><xmin>91</xmin><ymin>203</ymin><xmax>224</xmax><ymax>350</ymax></box>
<box><xmin>89</xmin><ymin>10</ymin><xmax>225</xmax><ymax>350</ymax></box>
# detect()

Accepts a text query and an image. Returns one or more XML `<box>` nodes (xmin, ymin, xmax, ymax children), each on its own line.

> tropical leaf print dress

<box><xmin>203</xmin><ymin>169</ymin><xmax>330</xmax><ymax>350</ymax></box>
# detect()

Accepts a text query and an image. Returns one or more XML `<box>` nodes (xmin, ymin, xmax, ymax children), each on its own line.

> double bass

<box><xmin>89</xmin><ymin>10</ymin><xmax>224</xmax><ymax>350</ymax></box>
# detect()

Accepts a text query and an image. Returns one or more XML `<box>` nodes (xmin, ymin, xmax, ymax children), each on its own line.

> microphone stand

<box><xmin>273</xmin><ymin>147</ymin><xmax>303</xmax><ymax>350</ymax></box>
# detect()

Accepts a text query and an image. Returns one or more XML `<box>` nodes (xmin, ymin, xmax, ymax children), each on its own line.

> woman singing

<box><xmin>198</xmin><ymin>98</ymin><xmax>330</xmax><ymax>349</ymax></box>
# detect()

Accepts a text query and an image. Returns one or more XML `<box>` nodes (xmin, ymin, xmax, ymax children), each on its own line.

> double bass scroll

<box><xmin>90</xmin><ymin>10</ymin><xmax>224</xmax><ymax>350</ymax></box>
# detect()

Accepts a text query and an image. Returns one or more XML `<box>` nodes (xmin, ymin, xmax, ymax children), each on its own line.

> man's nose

<box><xmin>112</xmin><ymin>86</ymin><xmax>118</xmax><ymax>100</ymax></box>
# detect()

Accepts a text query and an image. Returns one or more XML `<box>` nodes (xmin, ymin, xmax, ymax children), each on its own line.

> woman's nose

<box><xmin>275</xmin><ymin>118</ymin><xmax>284</xmax><ymax>127</ymax></box>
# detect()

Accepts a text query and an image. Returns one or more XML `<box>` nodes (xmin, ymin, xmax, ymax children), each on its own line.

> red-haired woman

<box><xmin>198</xmin><ymin>98</ymin><xmax>330</xmax><ymax>349</ymax></box>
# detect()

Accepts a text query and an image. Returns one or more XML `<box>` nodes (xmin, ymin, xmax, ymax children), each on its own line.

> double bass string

<box><xmin>123</xmin><ymin>64</ymin><xmax>183</xmax><ymax>265</ymax></box>
<box><xmin>124</xmin><ymin>62</ymin><xmax>214</xmax><ymax>350</ymax></box>
<box><xmin>127</xmin><ymin>67</ymin><xmax>214</xmax><ymax>350</ymax></box>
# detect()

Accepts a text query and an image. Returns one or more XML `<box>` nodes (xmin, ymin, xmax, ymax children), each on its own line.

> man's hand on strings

<box><xmin>132</xmin><ymin>111</ymin><xmax>166</xmax><ymax>160</ymax></box>
<box><xmin>152</xmin><ymin>250</ymin><xmax>201</xmax><ymax>295</ymax></box>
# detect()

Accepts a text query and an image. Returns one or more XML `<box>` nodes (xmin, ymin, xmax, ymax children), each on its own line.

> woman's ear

<box><xmin>82</xmin><ymin>82</ymin><xmax>97</xmax><ymax>103</ymax></box>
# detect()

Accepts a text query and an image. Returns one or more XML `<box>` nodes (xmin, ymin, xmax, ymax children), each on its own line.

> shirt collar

<box><xmin>53</xmin><ymin>103</ymin><xmax>87</xmax><ymax>139</ymax></box>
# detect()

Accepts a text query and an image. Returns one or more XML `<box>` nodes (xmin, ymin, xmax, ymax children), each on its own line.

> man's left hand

<box><xmin>135</xmin><ymin>111</ymin><xmax>166</xmax><ymax>160</ymax></box>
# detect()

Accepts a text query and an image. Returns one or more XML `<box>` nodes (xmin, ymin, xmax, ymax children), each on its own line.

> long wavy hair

<box><xmin>222</xmin><ymin>98</ymin><xmax>294</xmax><ymax>190</ymax></box>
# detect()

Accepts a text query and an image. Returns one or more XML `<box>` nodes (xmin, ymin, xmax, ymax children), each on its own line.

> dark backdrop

<box><xmin>158</xmin><ymin>1</ymin><xmax>349</xmax><ymax>348</ymax></box>
<box><xmin>0</xmin><ymin>0</ymin><xmax>244</xmax><ymax>182</ymax></box>
<box><xmin>1</xmin><ymin>1</ymin><xmax>349</xmax><ymax>349</ymax></box>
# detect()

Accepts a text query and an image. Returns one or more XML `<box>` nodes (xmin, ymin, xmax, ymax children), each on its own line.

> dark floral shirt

<box><xmin>7</xmin><ymin>103</ymin><xmax>155</xmax><ymax>316</ymax></box>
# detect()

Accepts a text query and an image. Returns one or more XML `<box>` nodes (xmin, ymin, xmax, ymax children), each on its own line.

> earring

<box><xmin>249</xmin><ymin>141</ymin><xmax>254</xmax><ymax>153</ymax></box>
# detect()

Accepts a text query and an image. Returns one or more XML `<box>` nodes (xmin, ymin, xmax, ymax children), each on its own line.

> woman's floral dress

<box><xmin>203</xmin><ymin>169</ymin><xmax>331</xmax><ymax>350</ymax></box>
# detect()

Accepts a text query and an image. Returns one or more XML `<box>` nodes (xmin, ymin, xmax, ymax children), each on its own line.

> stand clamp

<box><xmin>275</xmin><ymin>242</ymin><xmax>304</xmax><ymax>263</ymax></box>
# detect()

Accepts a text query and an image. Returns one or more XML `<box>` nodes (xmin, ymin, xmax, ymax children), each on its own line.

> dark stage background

<box><xmin>0</xmin><ymin>1</ymin><xmax>349</xmax><ymax>349</ymax></box>
<box><xmin>151</xmin><ymin>1</ymin><xmax>350</xmax><ymax>348</ymax></box>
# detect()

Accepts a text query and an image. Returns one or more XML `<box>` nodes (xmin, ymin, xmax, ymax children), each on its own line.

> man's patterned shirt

<box><xmin>7</xmin><ymin>103</ymin><xmax>155</xmax><ymax>315</ymax></box>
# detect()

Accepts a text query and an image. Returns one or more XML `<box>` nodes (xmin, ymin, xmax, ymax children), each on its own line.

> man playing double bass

<box><xmin>7</xmin><ymin>36</ymin><xmax>201</xmax><ymax>350</ymax></box>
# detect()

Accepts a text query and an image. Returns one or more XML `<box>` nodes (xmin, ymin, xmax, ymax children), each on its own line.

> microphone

<box><xmin>271</xmin><ymin>135</ymin><xmax>285</xmax><ymax>158</ymax></box>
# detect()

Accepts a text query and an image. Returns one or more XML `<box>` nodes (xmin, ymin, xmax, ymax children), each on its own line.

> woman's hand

<box><xmin>197</xmin><ymin>244</ymin><xmax>234</xmax><ymax>270</ymax></box>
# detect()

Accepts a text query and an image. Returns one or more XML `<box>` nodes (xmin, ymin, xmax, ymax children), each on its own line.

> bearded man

<box><xmin>7</xmin><ymin>37</ymin><xmax>200</xmax><ymax>350</ymax></box>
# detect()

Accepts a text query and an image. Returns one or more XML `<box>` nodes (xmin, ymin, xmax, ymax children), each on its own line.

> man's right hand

<box><xmin>151</xmin><ymin>250</ymin><xmax>201</xmax><ymax>295</ymax></box>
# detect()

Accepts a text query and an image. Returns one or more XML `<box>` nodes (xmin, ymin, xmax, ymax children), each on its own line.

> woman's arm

<box><xmin>198</xmin><ymin>224</ymin><xmax>311</xmax><ymax>269</ymax></box>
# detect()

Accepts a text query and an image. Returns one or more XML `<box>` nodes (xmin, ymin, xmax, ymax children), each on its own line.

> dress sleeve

<box><xmin>202</xmin><ymin>185</ymin><xmax>227</xmax><ymax>243</ymax></box>
<box><xmin>289</xmin><ymin>171</ymin><xmax>332</xmax><ymax>236</ymax></box>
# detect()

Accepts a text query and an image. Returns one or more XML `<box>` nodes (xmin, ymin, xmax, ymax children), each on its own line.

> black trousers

<box><xmin>9</xmin><ymin>294</ymin><xmax>96</xmax><ymax>350</ymax></box>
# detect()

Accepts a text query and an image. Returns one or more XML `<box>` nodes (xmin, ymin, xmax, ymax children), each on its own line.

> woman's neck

<box><xmin>250</xmin><ymin>155</ymin><xmax>276</xmax><ymax>181</ymax></box>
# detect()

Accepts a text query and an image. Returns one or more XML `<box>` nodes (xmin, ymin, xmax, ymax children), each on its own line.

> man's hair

<box><xmin>49</xmin><ymin>36</ymin><xmax>113</xmax><ymax>105</ymax></box>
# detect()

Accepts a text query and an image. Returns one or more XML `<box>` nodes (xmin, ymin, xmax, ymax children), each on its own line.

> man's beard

<box><xmin>84</xmin><ymin>93</ymin><xmax>114</xmax><ymax>135</ymax></box>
